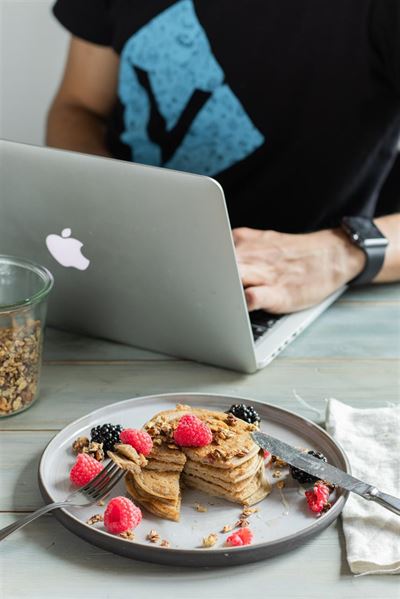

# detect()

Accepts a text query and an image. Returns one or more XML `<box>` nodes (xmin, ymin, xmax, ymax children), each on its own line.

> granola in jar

<box><xmin>0</xmin><ymin>318</ymin><xmax>42</xmax><ymax>416</ymax></box>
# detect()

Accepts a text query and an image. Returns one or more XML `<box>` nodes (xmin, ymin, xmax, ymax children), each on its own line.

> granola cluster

<box><xmin>146</xmin><ymin>529</ymin><xmax>170</xmax><ymax>547</ymax></box>
<box><xmin>72</xmin><ymin>436</ymin><xmax>105</xmax><ymax>461</ymax></box>
<box><xmin>145</xmin><ymin>415</ymin><xmax>178</xmax><ymax>448</ymax></box>
<box><xmin>220</xmin><ymin>506</ymin><xmax>259</xmax><ymax>534</ymax></box>
<box><xmin>0</xmin><ymin>318</ymin><xmax>42</xmax><ymax>416</ymax></box>
<box><xmin>202</xmin><ymin>533</ymin><xmax>218</xmax><ymax>548</ymax></box>
<box><xmin>120</xmin><ymin>530</ymin><xmax>135</xmax><ymax>541</ymax></box>
<box><xmin>86</xmin><ymin>514</ymin><xmax>104</xmax><ymax>526</ymax></box>
<box><xmin>271</xmin><ymin>455</ymin><xmax>287</xmax><ymax>469</ymax></box>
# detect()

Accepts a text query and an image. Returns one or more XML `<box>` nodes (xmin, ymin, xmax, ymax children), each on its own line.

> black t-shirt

<box><xmin>53</xmin><ymin>0</ymin><xmax>400</xmax><ymax>232</ymax></box>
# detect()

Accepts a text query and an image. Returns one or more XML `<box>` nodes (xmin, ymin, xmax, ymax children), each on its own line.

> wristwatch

<box><xmin>340</xmin><ymin>216</ymin><xmax>389</xmax><ymax>285</ymax></box>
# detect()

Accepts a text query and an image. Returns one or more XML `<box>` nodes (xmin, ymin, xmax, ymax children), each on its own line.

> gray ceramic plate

<box><xmin>39</xmin><ymin>393</ymin><xmax>349</xmax><ymax>567</ymax></box>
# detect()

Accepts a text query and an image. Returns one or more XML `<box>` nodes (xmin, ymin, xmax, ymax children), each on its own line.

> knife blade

<box><xmin>252</xmin><ymin>431</ymin><xmax>400</xmax><ymax>515</ymax></box>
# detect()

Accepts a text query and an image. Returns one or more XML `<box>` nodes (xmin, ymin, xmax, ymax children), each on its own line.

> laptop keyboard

<box><xmin>250</xmin><ymin>310</ymin><xmax>282</xmax><ymax>341</ymax></box>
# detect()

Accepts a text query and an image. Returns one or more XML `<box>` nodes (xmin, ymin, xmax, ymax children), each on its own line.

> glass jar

<box><xmin>0</xmin><ymin>255</ymin><xmax>54</xmax><ymax>417</ymax></box>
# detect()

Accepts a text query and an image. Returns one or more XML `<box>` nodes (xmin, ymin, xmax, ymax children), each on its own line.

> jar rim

<box><xmin>0</xmin><ymin>254</ymin><xmax>54</xmax><ymax>312</ymax></box>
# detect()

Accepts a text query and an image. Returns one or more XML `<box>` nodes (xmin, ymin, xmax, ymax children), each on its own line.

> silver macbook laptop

<box><xmin>0</xmin><ymin>140</ymin><xmax>345</xmax><ymax>373</ymax></box>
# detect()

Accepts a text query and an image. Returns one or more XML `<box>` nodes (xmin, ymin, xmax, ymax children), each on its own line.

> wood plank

<box><xmin>282</xmin><ymin>302</ymin><xmax>400</xmax><ymax>358</ymax></box>
<box><xmin>0</xmin><ymin>432</ymin><xmax>53</xmax><ymax>511</ymax></box>
<box><xmin>0</xmin><ymin>514</ymin><xmax>397</xmax><ymax>599</ymax></box>
<box><xmin>341</xmin><ymin>282</ymin><xmax>400</xmax><ymax>302</ymax></box>
<box><xmin>44</xmin><ymin>327</ymin><xmax>174</xmax><ymax>362</ymax></box>
<box><xmin>1</xmin><ymin>359</ymin><xmax>398</xmax><ymax>431</ymax></box>
<box><xmin>43</xmin><ymin>289</ymin><xmax>400</xmax><ymax>363</ymax></box>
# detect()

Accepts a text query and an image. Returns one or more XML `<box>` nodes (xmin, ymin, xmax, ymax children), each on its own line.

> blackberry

<box><xmin>226</xmin><ymin>403</ymin><xmax>261</xmax><ymax>424</ymax></box>
<box><xmin>90</xmin><ymin>423</ymin><xmax>123</xmax><ymax>452</ymax></box>
<box><xmin>289</xmin><ymin>450</ymin><xmax>327</xmax><ymax>484</ymax></box>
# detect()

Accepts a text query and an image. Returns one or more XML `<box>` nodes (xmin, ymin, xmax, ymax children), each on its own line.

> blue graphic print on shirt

<box><xmin>119</xmin><ymin>0</ymin><xmax>265</xmax><ymax>176</ymax></box>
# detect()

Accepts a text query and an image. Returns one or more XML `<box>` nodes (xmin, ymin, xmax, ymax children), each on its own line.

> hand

<box><xmin>232</xmin><ymin>227</ymin><xmax>366</xmax><ymax>314</ymax></box>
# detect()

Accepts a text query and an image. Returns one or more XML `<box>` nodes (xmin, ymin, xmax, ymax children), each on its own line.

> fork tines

<box><xmin>81</xmin><ymin>460</ymin><xmax>125</xmax><ymax>500</ymax></box>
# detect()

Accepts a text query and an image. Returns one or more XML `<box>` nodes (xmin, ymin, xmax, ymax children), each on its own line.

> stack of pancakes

<box><xmin>121</xmin><ymin>405</ymin><xmax>270</xmax><ymax>521</ymax></box>
<box><xmin>125</xmin><ymin>445</ymin><xmax>186</xmax><ymax>521</ymax></box>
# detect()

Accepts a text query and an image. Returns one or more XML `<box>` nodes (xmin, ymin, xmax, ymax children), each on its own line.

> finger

<box><xmin>232</xmin><ymin>227</ymin><xmax>263</xmax><ymax>245</ymax></box>
<box><xmin>244</xmin><ymin>285</ymin><xmax>287</xmax><ymax>314</ymax></box>
<box><xmin>237</xmin><ymin>263</ymin><xmax>274</xmax><ymax>287</ymax></box>
<box><xmin>238</xmin><ymin>264</ymin><xmax>266</xmax><ymax>287</ymax></box>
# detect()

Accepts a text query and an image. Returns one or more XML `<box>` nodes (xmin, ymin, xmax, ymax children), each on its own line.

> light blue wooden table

<box><xmin>1</xmin><ymin>284</ymin><xmax>399</xmax><ymax>599</ymax></box>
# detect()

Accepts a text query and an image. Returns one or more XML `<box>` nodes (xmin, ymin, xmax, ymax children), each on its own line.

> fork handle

<box><xmin>0</xmin><ymin>501</ymin><xmax>71</xmax><ymax>541</ymax></box>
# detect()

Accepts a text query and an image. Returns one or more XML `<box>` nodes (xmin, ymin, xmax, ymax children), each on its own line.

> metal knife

<box><xmin>252</xmin><ymin>431</ymin><xmax>400</xmax><ymax>516</ymax></box>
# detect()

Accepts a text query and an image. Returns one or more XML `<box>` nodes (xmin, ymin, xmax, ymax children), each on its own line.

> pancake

<box><xmin>123</xmin><ymin>404</ymin><xmax>269</xmax><ymax>520</ymax></box>
<box><xmin>125</xmin><ymin>473</ymin><xmax>181</xmax><ymax>522</ymax></box>
<box><xmin>182</xmin><ymin>467</ymin><xmax>271</xmax><ymax>505</ymax></box>
<box><xmin>132</xmin><ymin>469</ymin><xmax>181</xmax><ymax>501</ymax></box>
<box><xmin>184</xmin><ymin>454</ymin><xmax>264</xmax><ymax>490</ymax></box>
<box><xmin>145</xmin><ymin>458</ymin><xmax>185</xmax><ymax>472</ymax></box>
<box><xmin>184</xmin><ymin>452</ymin><xmax>262</xmax><ymax>482</ymax></box>
<box><xmin>149</xmin><ymin>444</ymin><xmax>187</xmax><ymax>465</ymax></box>
<box><xmin>107</xmin><ymin>443</ymin><xmax>147</xmax><ymax>473</ymax></box>
<box><xmin>144</xmin><ymin>406</ymin><xmax>259</xmax><ymax>468</ymax></box>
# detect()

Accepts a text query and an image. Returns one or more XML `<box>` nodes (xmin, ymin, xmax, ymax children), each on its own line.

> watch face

<box><xmin>342</xmin><ymin>216</ymin><xmax>388</xmax><ymax>248</ymax></box>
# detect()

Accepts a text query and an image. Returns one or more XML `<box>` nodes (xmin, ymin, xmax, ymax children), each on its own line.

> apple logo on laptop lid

<box><xmin>45</xmin><ymin>228</ymin><xmax>90</xmax><ymax>271</ymax></box>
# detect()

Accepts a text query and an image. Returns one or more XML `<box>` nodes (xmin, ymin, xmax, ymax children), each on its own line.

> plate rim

<box><xmin>38</xmin><ymin>392</ymin><xmax>350</xmax><ymax>562</ymax></box>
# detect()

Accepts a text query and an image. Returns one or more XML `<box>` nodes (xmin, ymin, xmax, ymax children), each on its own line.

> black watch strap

<box><xmin>341</xmin><ymin>216</ymin><xmax>388</xmax><ymax>286</ymax></box>
<box><xmin>349</xmin><ymin>245</ymin><xmax>386</xmax><ymax>286</ymax></box>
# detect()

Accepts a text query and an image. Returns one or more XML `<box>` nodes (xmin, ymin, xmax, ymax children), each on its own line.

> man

<box><xmin>47</xmin><ymin>0</ymin><xmax>400</xmax><ymax>314</ymax></box>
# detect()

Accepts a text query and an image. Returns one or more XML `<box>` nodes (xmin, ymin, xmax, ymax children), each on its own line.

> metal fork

<box><xmin>0</xmin><ymin>460</ymin><xmax>125</xmax><ymax>541</ymax></box>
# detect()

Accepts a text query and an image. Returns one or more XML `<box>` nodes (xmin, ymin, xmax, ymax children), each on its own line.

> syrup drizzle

<box><xmin>278</xmin><ymin>486</ymin><xmax>290</xmax><ymax>516</ymax></box>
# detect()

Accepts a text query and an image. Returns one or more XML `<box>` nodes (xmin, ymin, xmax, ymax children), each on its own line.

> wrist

<box><xmin>316</xmin><ymin>228</ymin><xmax>367</xmax><ymax>284</ymax></box>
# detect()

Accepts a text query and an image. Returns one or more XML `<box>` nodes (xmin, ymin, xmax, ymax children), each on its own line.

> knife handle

<box><xmin>365</xmin><ymin>487</ymin><xmax>400</xmax><ymax>516</ymax></box>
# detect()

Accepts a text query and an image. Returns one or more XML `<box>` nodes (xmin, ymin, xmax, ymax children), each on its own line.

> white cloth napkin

<box><xmin>325</xmin><ymin>398</ymin><xmax>400</xmax><ymax>575</ymax></box>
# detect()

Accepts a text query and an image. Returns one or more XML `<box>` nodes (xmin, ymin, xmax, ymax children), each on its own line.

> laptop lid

<box><xmin>0</xmin><ymin>140</ymin><xmax>258</xmax><ymax>373</ymax></box>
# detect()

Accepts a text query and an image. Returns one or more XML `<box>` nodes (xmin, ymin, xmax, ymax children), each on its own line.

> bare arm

<box><xmin>46</xmin><ymin>36</ymin><xmax>119</xmax><ymax>156</ymax></box>
<box><xmin>233</xmin><ymin>212</ymin><xmax>400</xmax><ymax>314</ymax></box>
<box><xmin>374</xmin><ymin>213</ymin><xmax>400</xmax><ymax>282</ymax></box>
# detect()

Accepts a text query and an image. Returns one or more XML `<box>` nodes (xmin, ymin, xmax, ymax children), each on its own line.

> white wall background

<box><xmin>0</xmin><ymin>0</ymin><xmax>69</xmax><ymax>145</ymax></box>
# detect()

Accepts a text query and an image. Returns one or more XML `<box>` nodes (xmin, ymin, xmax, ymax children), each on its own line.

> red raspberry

<box><xmin>119</xmin><ymin>429</ymin><xmax>153</xmax><ymax>456</ymax></box>
<box><xmin>263</xmin><ymin>450</ymin><xmax>271</xmax><ymax>460</ymax></box>
<box><xmin>226</xmin><ymin>527</ymin><xmax>254</xmax><ymax>547</ymax></box>
<box><xmin>173</xmin><ymin>414</ymin><xmax>213</xmax><ymax>447</ymax></box>
<box><xmin>69</xmin><ymin>453</ymin><xmax>104</xmax><ymax>487</ymax></box>
<box><xmin>305</xmin><ymin>481</ymin><xmax>331</xmax><ymax>513</ymax></box>
<box><xmin>104</xmin><ymin>496</ymin><xmax>142</xmax><ymax>534</ymax></box>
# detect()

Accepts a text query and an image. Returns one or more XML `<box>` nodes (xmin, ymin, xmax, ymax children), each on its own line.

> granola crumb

<box><xmin>235</xmin><ymin>519</ymin><xmax>250</xmax><ymax>528</ymax></box>
<box><xmin>83</xmin><ymin>441</ymin><xmax>105</xmax><ymax>462</ymax></box>
<box><xmin>276</xmin><ymin>480</ymin><xmax>286</xmax><ymax>489</ymax></box>
<box><xmin>160</xmin><ymin>539</ymin><xmax>171</xmax><ymax>548</ymax></box>
<box><xmin>272</xmin><ymin>469</ymin><xmax>282</xmax><ymax>478</ymax></box>
<box><xmin>221</xmin><ymin>523</ymin><xmax>234</xmax><ymax>533</ymax></box>
<box><xmin>271</xmin><ymin>455</ymin><xmax>287</xmax><ymax>468</ymax></box>
<box><xmin>72</xmin><ymin>436</ymin><xmax>90</xmax><ymax>454</ymax></box>
<box><xmin>321</xmin><ymin>480</ymin><xmax>336</xmax><ymax>492</ymax></box>
<box><xmin>234</xmin><ymin>449</ymin><xmax>249</xmax><ymax>458</ymax></box>
<box><xmin>97</xmin><ymin>499</ymin><xmax>105</xmax><ymax>507</ymax></box>
<box><xmin>206</xmin><ymin>448</ymin><xmax>227</xmax><ymax>462</ymax></box>
<box><xmin>225</xmin><ymin>413</ymin><xmax>237</xmax><ymax>426</ymax></box>
<box><xmin>176</xmin><ymin>403</ymin><xmax>191</xmax><ymax>411</ymax></box>
<box><xmin>120</xmin><ymin>530</ymin><xmax>135</xmax><ymax>541</ymax></box>
<box><xmin>202</xmin><ymin>533</ymin><xmax>218</xmax><ymax>548</ymax></box>
<box><xmin>322</xmin><ymin>502</ymin><xmax>332</xmax><ymax>513</ymax></box>
<box><xmin>241</xmin><ymin>506</ymin><xmax>258</xmax><ymax>518</ymax></box>
<box><xmin>86</xmin><ymin>514</ymin><xmax>104</xmax><ymax>526</ymax></box>
<box><xmin>194</xmin><ymin>503</ymin><xmax>208</xmax><ymax>513</ymax></box>
<box><xmin>146</xmin><ymin>529</ymin><xmax>161</xmax><ymax>543</ymax></box>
